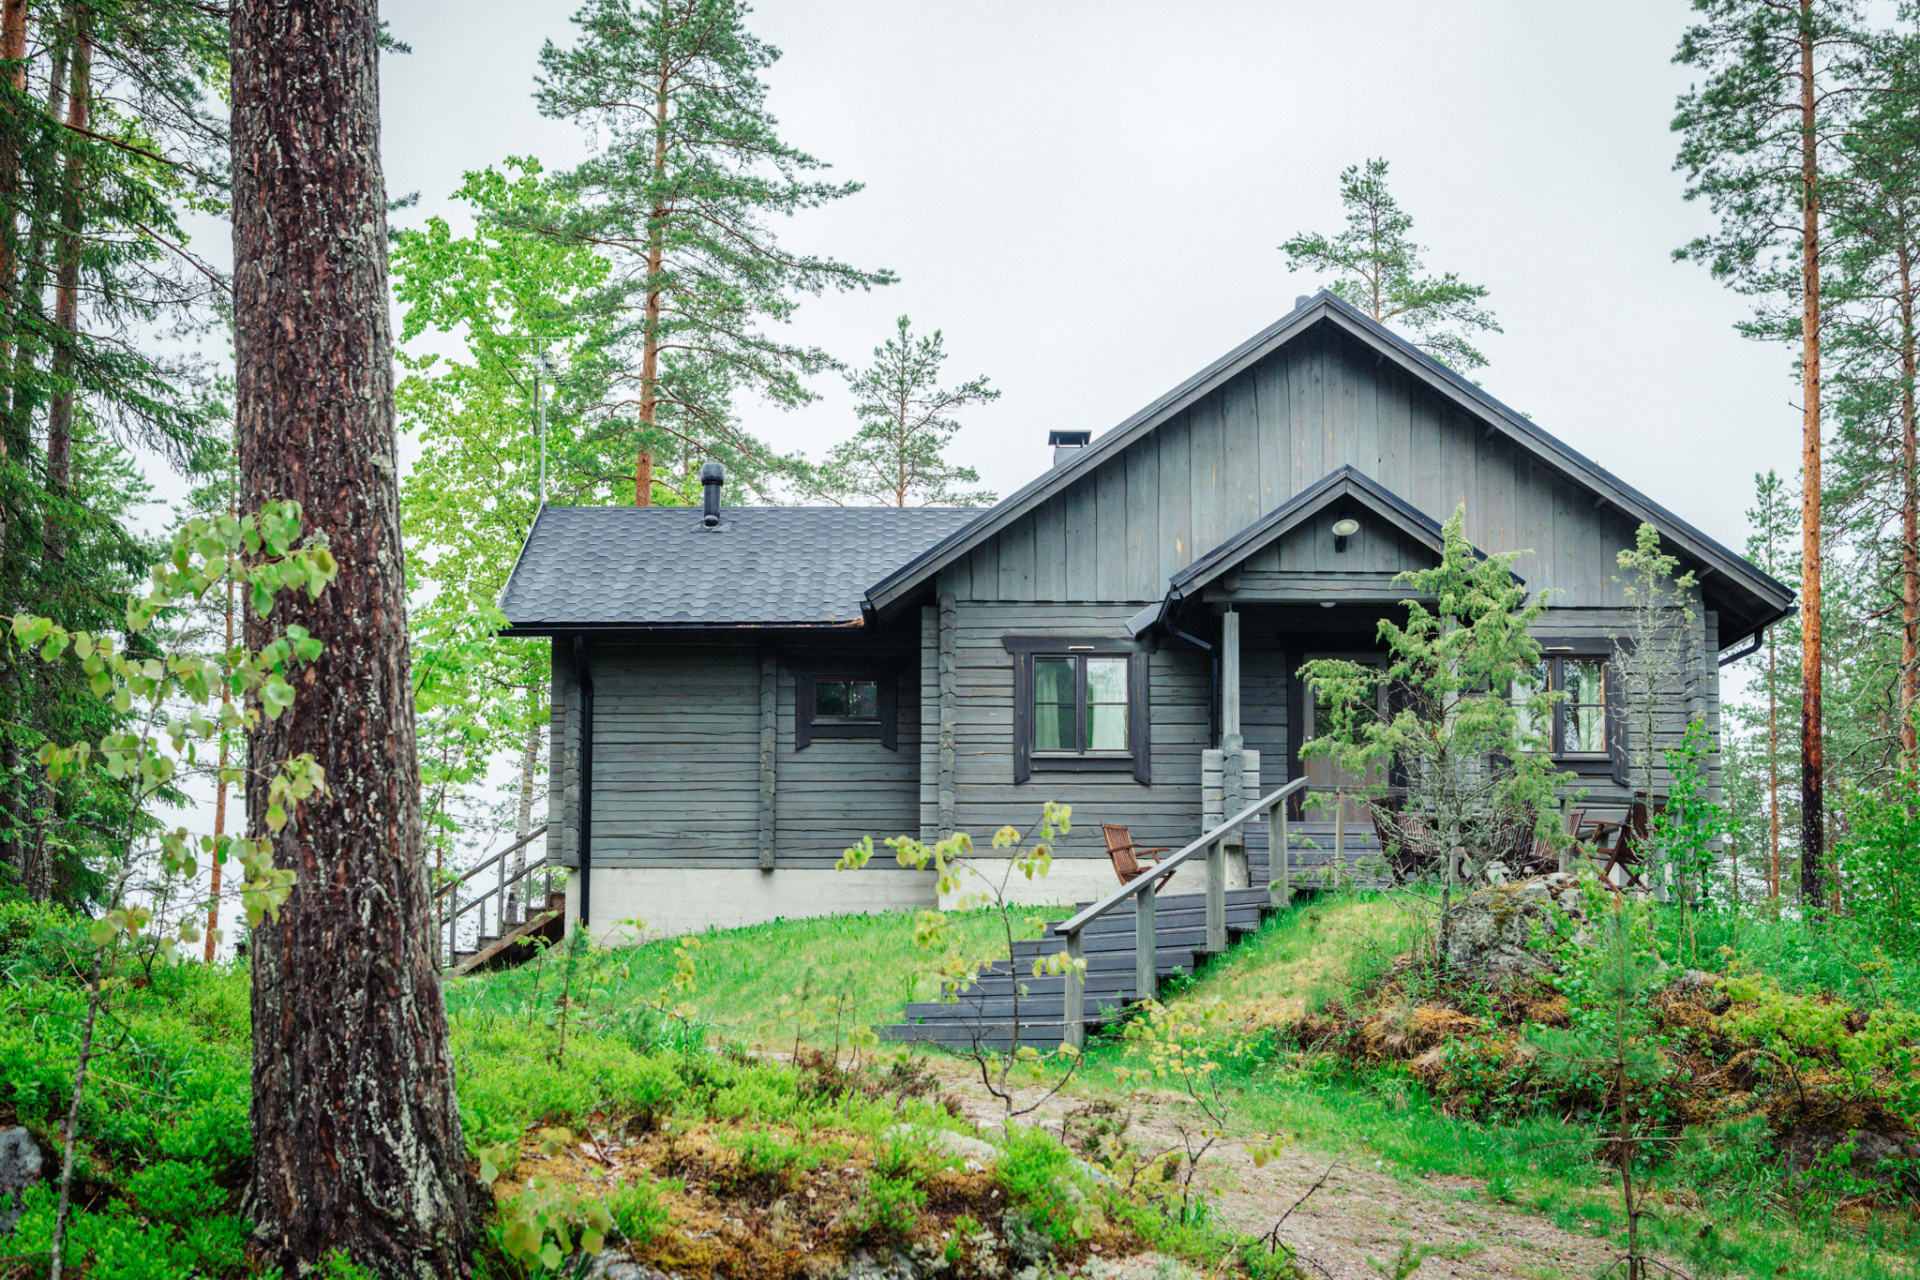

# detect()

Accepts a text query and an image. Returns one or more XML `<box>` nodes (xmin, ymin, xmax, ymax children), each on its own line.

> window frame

<box><xmin>793</xmin><ymin>663</ymin><xmax>898</xmax><ymax>751</ymax></box>
<box><xmin>1519</xmin><ymin>642</ymin><xmax>1619</xmax><ymax>765</ymax></box>
<box><xmin>1002</xmin><ymin>636</ymin><xmax>1151</xmax><ymax>783</ymax></box>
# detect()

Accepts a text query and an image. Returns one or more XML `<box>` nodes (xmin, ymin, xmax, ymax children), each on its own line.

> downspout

<box><xmin>573</xmin><ymin>633</ymin><xmax>594</xmax><ymax>931</ymax></box>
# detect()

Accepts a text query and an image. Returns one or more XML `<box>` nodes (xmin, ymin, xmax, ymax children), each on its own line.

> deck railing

<box><xmin>435</xmin><ymin>824</ymin><xmax>555</xmax><ymax>968</ymax></box>
<box><xmin>1051</xmin><ymin>777</ymin><xmax>1309</xmax><ymax>1047</ymax></box>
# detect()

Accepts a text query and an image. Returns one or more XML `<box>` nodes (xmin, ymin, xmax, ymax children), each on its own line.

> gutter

<box><xmin>573</xmin><ymin>634</ymin><xmax>594</xmax><ymax>930</ymax></box>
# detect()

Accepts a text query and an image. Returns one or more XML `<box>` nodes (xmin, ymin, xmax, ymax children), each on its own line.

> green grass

<box><xmin>451</xmin><ymin>904</ymin><xmax>1056</xmax><ymax>1051</ymax></box>
<box><xmin>1056</xmin><ymin>889</ymin><xmax>1920</xmax><ymax>1280</ymax></box>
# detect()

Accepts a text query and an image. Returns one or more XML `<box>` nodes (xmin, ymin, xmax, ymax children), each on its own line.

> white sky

<box><xmin>375</xmin><ymin>0</ymin><xmax>1802</xmax><ymax>555</ymax></box>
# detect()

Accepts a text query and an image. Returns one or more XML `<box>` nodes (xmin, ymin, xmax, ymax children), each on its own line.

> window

<box><xmin>1513</xmin><ymin>652</ymin><xmax>1613</xmax><ymax>759</ymax></box>
<box><xmin>1003</xmin><ymin>637</ymin><xmax>1150</xmax><ymax>783</ymax></box>
<box><xmin>794</xmin><ymin>666</ymin><xmax>896</xmax><ymax>750</ymax></box>
<box><xmin>813</xmin><ymin>678</ymin><xmax>880</xmax><ymax>724</ymax></box>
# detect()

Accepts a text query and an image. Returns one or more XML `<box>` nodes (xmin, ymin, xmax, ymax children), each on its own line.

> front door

<box><xmin>1295</xmin><ymin>651</ymin><xmax>1387</xmax><ymax>824</ymax></box>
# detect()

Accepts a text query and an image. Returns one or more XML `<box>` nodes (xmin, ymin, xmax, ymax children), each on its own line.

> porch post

<box><xmin>1219</xmin><ymin>609</ymin><xmax>1250</xmax><ymax>888</ymax></box>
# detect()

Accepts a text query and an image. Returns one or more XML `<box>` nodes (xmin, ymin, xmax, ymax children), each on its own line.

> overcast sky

<box><xmin>373</xmin><ymin>0</ymin><xmax>1806</xmax><ymax>557</ymax></box>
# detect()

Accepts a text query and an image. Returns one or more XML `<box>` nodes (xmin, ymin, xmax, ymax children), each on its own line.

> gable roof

<box><xmin>864</xmin><ymin>291</ymin><xmax>1794</xmax><ymax>645</ymax></box>
<box><xmin>1167</xmin><ymin>465</ymin><xmax>1464</xmax><ymax>596</ymax></box>
<box><xmin>498</xmin><ymin>504</ymin><xmax>982</xmax><ymax>634</ymax></box>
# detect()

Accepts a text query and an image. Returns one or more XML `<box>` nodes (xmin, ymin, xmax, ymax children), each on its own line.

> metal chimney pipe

<box><xmin>701</xmin><ymin>462</ymin><xmax>725</xmax><ymax>526</ymax></box>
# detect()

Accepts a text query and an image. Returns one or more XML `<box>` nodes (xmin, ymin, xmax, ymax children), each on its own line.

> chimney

<box><xmin>1048</xmin><ymin>429</ymin><xmax>1092</xmax><ymax>469</ymax></box>
<box><xmin>701</xmin><ymin>462</ymin><xmax>725</xmax><ymax>526</ymax></box>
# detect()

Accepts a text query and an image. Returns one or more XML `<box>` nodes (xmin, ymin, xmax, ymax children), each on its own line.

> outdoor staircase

<box><xmin>880</xmin><ymin>886</ymin><xmax>1275</xmax><ymax>1049</ymax></box>
<box><xmin>881</xmin><ymin>783</ymin><xmax>1390</xmax><ymax>1050</ymax></box>
<box><xmin>448</xmin><ymin>888</ymin><xmax>566</xmax><ymax>977</ymax></box>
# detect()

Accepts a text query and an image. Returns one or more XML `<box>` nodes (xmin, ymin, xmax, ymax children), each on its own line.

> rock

<box><xmin>585</xmin><ymin>1256</ymin><xmax>679</xmax><ymax>1280</ymax></box>
<box><xmin>1443</xmin><ymin>873</ymin><xmax>1587</xmax><ymax>979</ymax></box>
<box><xmin>885</xmin><ymin>1123</ymin><xmax>1000</xmax><ymax>1168</ymax></box>
<box><xmin>1086</xmin><ymin>1254</ymin><xmax>1203</xmax><ymax>1280</ymax></box>
<box><xmin>0</xmin><ymin>1126</ymin><xmax>43</xmax><ymax>1234</ymax></box>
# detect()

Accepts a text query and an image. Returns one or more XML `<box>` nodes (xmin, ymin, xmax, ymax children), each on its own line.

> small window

<box><xmin>1004</xmin><ymin>637</ymin><xmax>1150</xmax><ymax>783</ymax></box>
<box><xmin>794</xmin><ymin>667</ymin><xmax>896</xmax><ymax>750</ymax></box>
<box><xmin>813</xmin><ymin>678</ymin><xmax>880</xmax><ymax>723</ymax></box>
<box><xmin>1513</xmin><ymin>654</ymin><xmax>1613</xmax><ymax>759</ymax></box>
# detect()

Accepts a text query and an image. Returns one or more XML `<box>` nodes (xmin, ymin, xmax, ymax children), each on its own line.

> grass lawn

<box><xmin>451</xmin><ymin>904</ymin><xmax>1060</xmax><ymax>1050</ymax></box>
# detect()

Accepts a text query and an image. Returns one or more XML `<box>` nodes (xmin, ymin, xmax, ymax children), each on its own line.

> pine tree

<box><xmin>1673</xmin><ymin>0</ymin><xmax>1867</xmax><ymax>914</ymax></box>
<box><xmin>1825</xmin><ymin>25</ymin><xmax>1920</xmax><ymax>766</ymax></box>
<box><xmin>1279</xmin><ymin>157</ymin><xmax>1501</xmax><ymax>370</ymax></box>
<box><xmin>1738</xmin><ymin>470</ymin><xmax>1803</xmax><ymax>898</ymax></box>
<box><xmin>231</xmin><ymin>0</ymin><xmax>469</xmax><ymax>1270</ymax></box>
<box><xmin>533</xmin><ymin>0</ymin><xmax>893</xmax><ymax>505</ymax></box>
<box><xmin>813</xmin><ymin>315</ymin><xmax>998</xmax><ymax>507</ymax></box>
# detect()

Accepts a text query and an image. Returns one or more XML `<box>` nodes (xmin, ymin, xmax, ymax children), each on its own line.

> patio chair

<box><xmin>1102</xmin><ymin>823</ymin><xmax>1171</xmax><ymax>885</ymax></box>
<box><xmin>1591</xmin><ymin>795</ymin><xmax>1661</xmax><ymax>889</ymax></box>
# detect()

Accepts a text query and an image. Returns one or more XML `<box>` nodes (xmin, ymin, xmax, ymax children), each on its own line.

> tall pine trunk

<box><xmin>42</xmin><ymin>8</ymin><xmax>84</xmax><ymax>569</ymax></box>
<box><xmin>0</xmin><ymin>0</ymin><xmax>28</xmax><ymax>890</ymax></box>
<box><xmin>1901</xmin><ymin>241</ymin><xmax>1920</xmax><ymax>764</ymax></box>
<box><xmin>231</xmin><ymin>1</ymin><xmax>469</xmax><ymax>1273</ymax></box>
<box><xmin>634</xmin><ymin>30</ymin><xmax>672</xmax><ymax>508</ymax></box>
<box><xmin>1796</xmin><ymin>2</ymin><xmax>1828</xmax><ymax>914</ymax></box>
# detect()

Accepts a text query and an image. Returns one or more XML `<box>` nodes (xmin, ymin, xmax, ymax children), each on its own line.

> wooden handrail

<box><xmin>1054</xmin><ymin>778</ymin><xmax>1308</xmax><ymax>938</ymax></box>
<box><xmin>434</xmin><ymin>824</ymin><xmax>549</xmax><ymax>903</ymax></box>
<box><xmin>1051</xmin><ymin>776</ymin><xmax>1309</xmax><ymax>1049</ymax></box>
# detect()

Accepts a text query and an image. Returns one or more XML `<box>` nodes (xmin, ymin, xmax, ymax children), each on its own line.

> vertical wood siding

<box><xmin>949</xmin><ymin>327</ymin><xmax>1642</xmax><ymax>607</ymax></box>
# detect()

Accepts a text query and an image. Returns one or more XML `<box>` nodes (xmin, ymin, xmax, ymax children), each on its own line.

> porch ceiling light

<box><xmin>1330</xmin><ymin>517</ymin><xmax>1360</xmax><ymax>537</ymax></box>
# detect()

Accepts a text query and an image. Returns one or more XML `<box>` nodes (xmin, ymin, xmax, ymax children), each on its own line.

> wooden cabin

<box><xmin>499</xmin><ymin>292</ymin><xmax>1794</xmax><ymax>939</ymax></box>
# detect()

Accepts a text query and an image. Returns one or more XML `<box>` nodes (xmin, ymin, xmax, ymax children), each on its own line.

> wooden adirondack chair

<box><xmin>1102</xmin><ymin>823</ymin><xmax>1171</xmax><ymax>885</ymax></box>
<box><xmin>1585</xmin><ymin>795</ymin><xmax>1661</xmax><ymax>889</ymax></box>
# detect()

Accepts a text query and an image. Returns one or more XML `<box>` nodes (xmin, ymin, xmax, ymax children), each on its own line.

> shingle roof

<box><xmin>497</xmin><ymin>504</ymin><xmax>984</xmax><ymax>632</ymax></box>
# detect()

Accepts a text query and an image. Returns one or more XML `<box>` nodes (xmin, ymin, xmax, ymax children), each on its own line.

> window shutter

<box><xmin>1130</xmin><ymin>649</ymin><xmax>1152</xmax><ymax>784</ymax></box>
<box><xmin>1012</xmin><ymin>651</ymin><xmax>1033</xmax><ymax>784</ymax></box>
<box><xmin>1605</xmin><ymin>658</ymin><xmax>1629</xmax><ymax>786</ymax></box>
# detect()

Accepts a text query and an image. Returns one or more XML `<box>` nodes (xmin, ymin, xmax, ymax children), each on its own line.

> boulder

<box><xmin>1443</xmin><ymin>873</ymin><xmax>1587</xmax><ymax>979</ymax></box>
<box><xmin>0</xmin><ymin>1126</ymin><xmax>43</xmax><ymax>1233</ymax></box>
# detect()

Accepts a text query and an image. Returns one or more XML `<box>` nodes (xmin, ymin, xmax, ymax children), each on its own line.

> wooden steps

<box><xmin>880</xmin><ymin>887</ymin><xmax>1272</xmax><ymax>1049</ymax></box>
<box><xmin>448</xmin><ymin>890</ymin><xmax>566</xmax><ymax>977</ymax></box>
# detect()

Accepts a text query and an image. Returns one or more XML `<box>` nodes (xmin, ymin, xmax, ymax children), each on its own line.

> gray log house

<box><xmin>499</xmin><ymin>292</ymin><xmax>1795</xmax><ymax>939</ymax></box>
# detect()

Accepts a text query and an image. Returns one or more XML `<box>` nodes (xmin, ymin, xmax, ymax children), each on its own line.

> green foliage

<box><xmin>1301</xmin><ymin>506</ymin><xmax>1567</xmax><ymax>903</ymax></box>
<box><xmin>812</xmin><ymin>315</ymin><xmax>998</xmax><ymax>507</ymax></box>
<box><xmin>1833</xmin><ymin>772</ymin><xmax>1920</xmax><ymax>960</ymax></box>
<box><xmin>839</xmin><ymin>804</ymin><xmax>1083</xmax><ymax>1115</ymax></box>
<box><xmin>534</xmin><ymin>0</ymin><xmax>892</xmax><ymax>497</ymax></box>
<box><xmin>850</xmin><ymin>1173</ymin><xmax>927</xmax><ymax>1245</ymax></box>
<box><xmin>1280</xmin><ymin>157</ymin><xmax>1501</xmax><ymax>369</ymax></box>
<box><xmin>993</xmin><ymin>1124</ymin><xmax>1096</xmax><ymax>1256</ymax></box>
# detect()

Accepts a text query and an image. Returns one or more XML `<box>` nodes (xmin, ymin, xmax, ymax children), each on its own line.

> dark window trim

<box><xmin>1002</xmin><ymin>636</ymin><xmax>1150</xmax><ymax>784</ymax></box>
<box><xmin>1528</xmin><ymin>638</ymin><xmax>1621</xmax><ymax>771</ymax></box>
<box><xmin>793</xmin><ymin>661</ymin><xmax>898</xmax><ymax>751</ymax></box>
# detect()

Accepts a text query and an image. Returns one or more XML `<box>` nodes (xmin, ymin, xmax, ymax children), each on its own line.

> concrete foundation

<box><xmin>565</xmin><ymin>866</ymin><xmax>938</xmax><ymax>942</ymax></box>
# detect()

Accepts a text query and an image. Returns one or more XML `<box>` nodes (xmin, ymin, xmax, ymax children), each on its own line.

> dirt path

<box><xmin>922</xmin><ymin>1059</ymin><xmax>1639</xmax><ymax>1280</ymax></box>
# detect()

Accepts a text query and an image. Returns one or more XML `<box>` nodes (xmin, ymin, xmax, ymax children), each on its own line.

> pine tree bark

<box><xmin>1796</xmin><ymin>2</ymin><xmax>1828</xmax><ymax>914</ymax></box>
<box><xmin>231</xmin><ymin>2</ymin><xmax>470</xmax><ymax>1274</ymax></box>
<box><xmin>0</xmin><ymin>0</ymin><xmax>29</xmax><ymax>887</ymax></box>
<box><xmin>1900</xmin><ymin>242</ymin><xmax>1919</xmax><ymax>765</ymax></box>
<box><xmin>42</xmin><ymin>7</ymin><xmax>85</xmax><ymax>571</ymax></box>
<box><xmin>633</xmin><ymin>42</ymin><xmax>672</xmax><ymax>508</ymax></box>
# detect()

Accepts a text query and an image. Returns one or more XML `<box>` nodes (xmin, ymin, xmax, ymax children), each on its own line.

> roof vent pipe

<box><xmin>1047</xmin><ymin>429</ymin><xmax>1092</xmax><ymax>469</ymax></box>
<box><xmin>701</xmin><ymin>462</ymin><xmax>725</xmax><ymax>527</ymax></box>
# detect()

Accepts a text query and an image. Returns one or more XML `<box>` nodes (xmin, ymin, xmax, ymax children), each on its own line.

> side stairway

<box><xmin>449</xmin><ymin>888</ymin><xmax>566</xmax><ymax>976</ymax></box>
<box><xmin>880</xmin><ymin>886</ymin><xmax>1275</xmax><ymax>1049</ymax></box>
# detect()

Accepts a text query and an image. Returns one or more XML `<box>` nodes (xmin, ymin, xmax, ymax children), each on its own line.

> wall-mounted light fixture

<box><xmin>1331</xmin><ymin>516</ymin><xmax>1360</xmax><ymax>552</ymax></box>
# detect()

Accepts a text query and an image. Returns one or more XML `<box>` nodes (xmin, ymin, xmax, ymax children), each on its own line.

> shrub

<box><xmin>993</xmin><ymin>1124</ymin><xmax>1093</xmax><ymax>1256</ymax></box>
<box><xmin>851</xmin><ymin>1172</ymin><xmax>926</xmax><ymax>1244</ymax></box>
<box><xmin>714</xmin><ymin>1127</ymin><xmax>822</xmax><ymax>1195</ymax></box>
<box><xmin>606</xmin><ymin>1178</ymin><xmax>669</xmax><ymax>1249</ymax></box>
